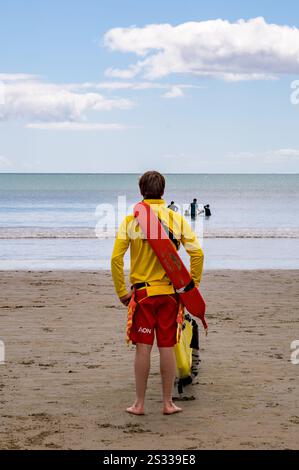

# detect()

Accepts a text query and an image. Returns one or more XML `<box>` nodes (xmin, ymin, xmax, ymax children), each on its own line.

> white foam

<box><xmin>0</xmin><ymin>227</ymin><xmax>299</xmax><ymax>239</ymax></box>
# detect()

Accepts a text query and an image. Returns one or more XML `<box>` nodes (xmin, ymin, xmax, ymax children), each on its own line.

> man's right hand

<box><xmin>119</xmin><ymin>293</ymin><xmax>132</xmax><ymax>306</ymax></box>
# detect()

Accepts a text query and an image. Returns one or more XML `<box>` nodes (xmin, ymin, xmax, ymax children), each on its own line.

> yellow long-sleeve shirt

<box><xmin>111</xmin><ymin>199</ymin><xmax>204</xmax><ymax>298</ymax></box>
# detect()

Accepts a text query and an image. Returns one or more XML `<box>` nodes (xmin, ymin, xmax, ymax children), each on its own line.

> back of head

<box><xmin>139</xmin><ymin>171</ymin><xmax>165</xmax><ymax>199</ymax></box>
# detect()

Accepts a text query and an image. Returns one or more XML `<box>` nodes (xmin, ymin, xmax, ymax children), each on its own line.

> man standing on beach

<box><xmin>111</xmin><ymin>171</ymin><xmax>204</xmax><ymax>415</ymax></box>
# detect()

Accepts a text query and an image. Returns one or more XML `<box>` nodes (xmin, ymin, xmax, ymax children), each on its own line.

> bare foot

<box><xmin>163</xmin><ymin>402</ymin><xmax>183</xmax><ymax>415</ymax></box>
<box><xmin>126</xmin><ymin>404</ymin><xmax>145</xmax><ymax>416</ymax></box>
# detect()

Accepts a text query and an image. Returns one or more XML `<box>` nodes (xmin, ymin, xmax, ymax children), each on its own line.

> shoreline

<box><xmin>0</xmin><ymin>269</ymin><xmax>298</xmax><ymax>449</ymax></box>
<box><xmin>1</xmin><ymin>238</ymin><xmax>299</xmax><ymax>271</ymax></box>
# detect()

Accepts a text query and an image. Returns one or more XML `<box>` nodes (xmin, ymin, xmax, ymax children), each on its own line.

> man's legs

<box><xmin>126</xmin><ymin>343</ymin><xmax>152</xmax><ymax>415</ymax></box>
<box><xmin>159</xmin><ymin>347</ymin><xmax>182</xmax><ymax>415</ymax></box>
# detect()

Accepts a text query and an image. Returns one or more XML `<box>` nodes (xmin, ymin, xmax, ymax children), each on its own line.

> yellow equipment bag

<box><xmin>174</xmin><ymin>318</ymin><xmax>193</xmax><ymax>379</ymax></box>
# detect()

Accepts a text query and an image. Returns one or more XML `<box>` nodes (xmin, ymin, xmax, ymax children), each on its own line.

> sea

<box><xmin>0</xmin><ymin>173</ymin><xmax>298</xmax><ymax>270</ymax></box>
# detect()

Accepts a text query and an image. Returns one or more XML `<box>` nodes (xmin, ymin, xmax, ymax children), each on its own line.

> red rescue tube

<box><xmin>134</xmin><ymin>201</ymin><xmax>207</xmax><ymax>330</ymax></box>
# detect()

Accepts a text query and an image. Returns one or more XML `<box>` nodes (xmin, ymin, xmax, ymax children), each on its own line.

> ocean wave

<box><xmin>205</xmin><ymin>228</ymin><xmax>299</xmax><ymax>239</ymax></box>
<box><xmin>0</xmin><ymin>227</ymin><xmax>299</xmax><ymax>239</ymax></box>
<box><xmin>0</xmin><ymin>228</ymin><xmax>98</xmax><ymax>239</ymax></box>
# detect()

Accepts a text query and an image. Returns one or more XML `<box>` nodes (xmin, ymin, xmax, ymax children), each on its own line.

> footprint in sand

<box><xmin>20</xmin><ymin>360</ymin><xmax>35</xmax><ymax>366</ymax></box>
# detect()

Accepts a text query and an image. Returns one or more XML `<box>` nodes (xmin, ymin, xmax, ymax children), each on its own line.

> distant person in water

<box><xmin>204</xmin><ymin>204</ymin><xmax>211</xmax><ymax>217</ymax></box>
<box><xmin>190</xmin><ymin>199</ymin><xmax>198</xmax><ymax>220</ymax></box>
<box><xmin>168</xmin><ymin>201</ymin><xmax>178</xmax><ymax>212</ymax></box>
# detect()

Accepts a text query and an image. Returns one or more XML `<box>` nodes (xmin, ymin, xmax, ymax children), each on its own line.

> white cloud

<box><xmin>75</xmin><ymin>80</ymin><xmax>198</xmax><ymax>99</ymax></box>
<box><xmin>228</xmin><ymin>151</ymin><xmax>257</xmax><ymax>159</ymax></box>
<box><xmin>0</xmin><ymin>73</ymin><xmax>38</xmax><ymax>81</ymax></box>
<box><xmin>163</xmin><ymin>86</ymin><xmax>184</xmax><ymax>99</ymax></box>
<box><xmin>0</xmin><ymin>74</ymin><xmax>198</xmax><ymax>124</ymax></box>
<box><xmin>0</xmin><ymin>156</ymin><xmax>11</xmax><ymax>168</ymax></box>
<box><xmin>105</xmin><ymin>65</ymin><xmax>142</xmax><ymax>79</ymax></box>
<box><xmin>0</xmin><ymin>74</ymin><xmax>134</xmax><ymax>123</ymax></box>
<box><xmin>228</xmin><ymin>149</ymin><xmax>299</xmax><ymax>159</ymax></box>
<box><xmin>0</xmin><ymin>81</ymin><xmax>4</xmax><ymax>105</ymax></box>
<box><xmin>71</xmin><ymin>80</ymin><xmax>199</xmax><ymax>92</ymax></box>
<box><xmin>272</xmin><ymin>148</ymin><xmax>299</xmax><ymax>157</ymax></box>
<box><xmin>26</xmin><ymin>122</ymin><xmax>128</xmax><ymax>131</ymax></box>
<box><xmin>104</xmin><ymin>17</ymin><xmax>299</xmax><ymax>80</ymax></box>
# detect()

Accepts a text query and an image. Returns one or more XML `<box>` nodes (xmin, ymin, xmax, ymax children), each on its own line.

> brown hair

<box><xmin>139</xmin><ymin>171</ymin><xmax>165</xmax><ymax>199</ymax></box>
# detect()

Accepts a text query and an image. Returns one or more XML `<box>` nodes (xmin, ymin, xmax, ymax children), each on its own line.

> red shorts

<box><xmin>129</xmin><ymin>289</ymin><xmax>179</xmax><ymax>348</ymax></box>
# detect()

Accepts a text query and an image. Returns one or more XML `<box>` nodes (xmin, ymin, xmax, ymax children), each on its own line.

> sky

<box><xmin>1</xmin><ymin>0</ymin><xmax>299</xmax><ymax>173</ymax></box>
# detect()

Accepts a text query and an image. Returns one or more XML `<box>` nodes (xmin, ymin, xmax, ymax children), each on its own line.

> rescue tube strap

<box><xmin>126</xmin><ymin>289</ymin><xmax>137</xmax><ymax>345</ymax></box>
<box><xmin>158</xmin><ymin>216</ymin><xmax>180</xmax><ymax>250</ymax></box>
<box><xmin>176</xmin><ymin>302</ymin><xmax>185</xmax><ymax>343</ymax></box>
<box><xmin>176</xmin><ymin>279</ymin><xmax>195</xmax><ymax>294</ymax></box>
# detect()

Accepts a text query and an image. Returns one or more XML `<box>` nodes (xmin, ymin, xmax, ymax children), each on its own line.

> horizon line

<box><xmin>0</xmin><ymin>172</ymin><xmax>298</xmax><ymax>176</ymax></box>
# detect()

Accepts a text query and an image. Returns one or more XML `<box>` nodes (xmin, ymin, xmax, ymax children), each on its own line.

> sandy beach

<box><xmin>0</xmin><ymin>269</ymin><xmax>298</xmax><ymax>450</ymax></box>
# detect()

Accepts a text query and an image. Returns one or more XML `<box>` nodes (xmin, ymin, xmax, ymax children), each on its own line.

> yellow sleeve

<box><xmin>111</xmin><ymin>217</ymin><xmax>130</xmax><ymax>298</ymax></box>
<box><xmin>181</xmin><ymin>217</ymin><xmax>204</xmax><ymax>286</ymax></box>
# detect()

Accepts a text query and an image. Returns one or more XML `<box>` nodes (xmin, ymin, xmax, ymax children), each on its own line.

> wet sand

<box><xmin>0</xmin><ymin>270</ymin><xmax>298</xmax><ymax>449</ymax></box>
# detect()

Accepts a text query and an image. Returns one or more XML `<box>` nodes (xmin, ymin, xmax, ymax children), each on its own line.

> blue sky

<box><xmin>0</xmin><ymin>0</ymin><xmax>299</xmax><ymax>173</ymax></box>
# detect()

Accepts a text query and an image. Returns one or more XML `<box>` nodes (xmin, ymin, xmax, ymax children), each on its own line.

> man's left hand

<box><xmin>119</xmin><ymin>293</ymin><xmax>132</xmax><ymax>306</ymax></box>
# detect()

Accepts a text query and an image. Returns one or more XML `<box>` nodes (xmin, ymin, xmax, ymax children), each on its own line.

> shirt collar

<box><xmin>143</xmin><ymin>199</ymin><xmax>166</xmax><ymax>205</ymax></box>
